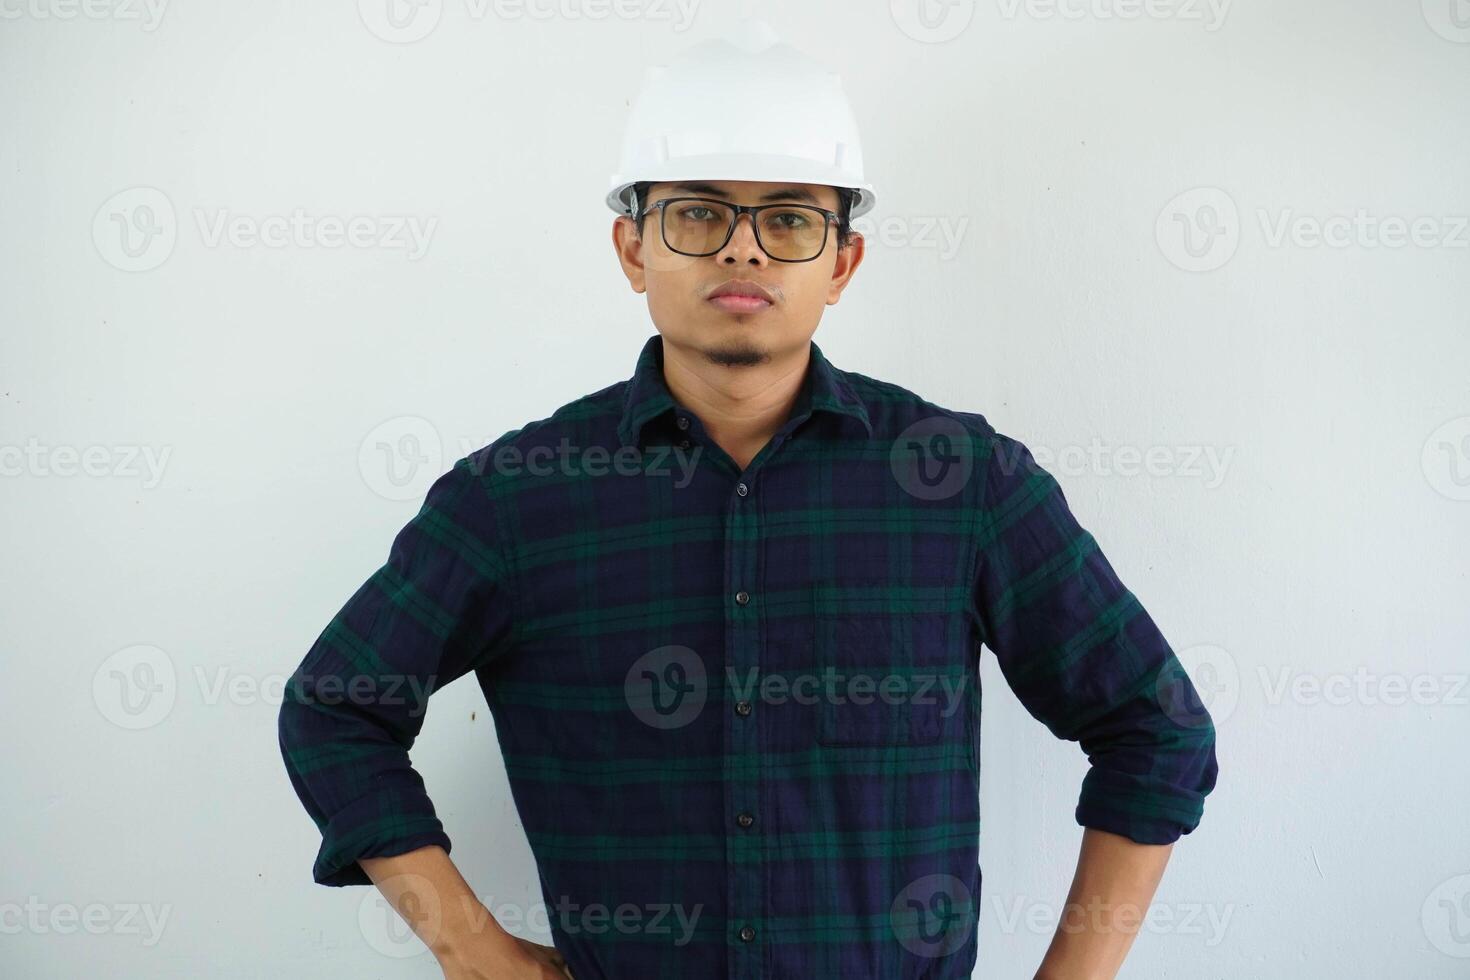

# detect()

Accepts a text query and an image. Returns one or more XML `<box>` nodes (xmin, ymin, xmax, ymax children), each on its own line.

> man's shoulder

<box><xmin>837</xmin><ymin>364</ymin><xmax>1008</xmax><ymax>446</ymax></box>
<box><xmin>836</xmin><ymin>366</ymin><xmax>1054</xmax><ymax>496</ymax></box>
<box><xmin>457</xmin><ymin>377</ymin><xmax>631</xmax><ymax>480</ymax></box>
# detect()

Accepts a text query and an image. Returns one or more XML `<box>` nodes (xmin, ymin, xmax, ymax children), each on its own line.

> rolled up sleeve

<box><xmin>972</xmin><ymin>430</ymin><xmax>1217</xmax><ymax>845</ymax></box>
<box><xmin>277</xmin><ymin>454</ymin><xmax>516</xmax><ymax>885</ymax></box>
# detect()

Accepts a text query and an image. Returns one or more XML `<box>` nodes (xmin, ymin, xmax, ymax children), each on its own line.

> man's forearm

<box><xmin>359</xmin><ymin>844</ymin><xmax>511</xmax><ymax>960</ymax></box>
<box><xmin>1033</xmin><ymin>827</ymin><xmax>1174</xmax><ymax>980</ymax></box>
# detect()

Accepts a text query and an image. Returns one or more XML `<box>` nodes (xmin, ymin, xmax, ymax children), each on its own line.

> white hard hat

<box><xmin>606</xmin><ymin>19</ymin><xmax>876</xmax><ymax>220</ymax></box>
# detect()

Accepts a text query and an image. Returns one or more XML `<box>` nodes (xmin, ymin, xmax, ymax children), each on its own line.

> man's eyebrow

<box><xmin>666</xmin><ymin>182</ymin><xmax>823</xmax><ymax>205</ymax></box>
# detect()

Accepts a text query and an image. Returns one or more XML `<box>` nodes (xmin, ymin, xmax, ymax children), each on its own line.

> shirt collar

<box><xmin>616</xmin><ymin>333</ymin><xmax>874</xmax><ymax>448</ymax></box>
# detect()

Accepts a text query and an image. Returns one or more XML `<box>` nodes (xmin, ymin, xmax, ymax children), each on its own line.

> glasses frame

<box><xmin>635</xmin><ymin>195</ymin><xmax>840</xmax><ymax>263</ymax></box>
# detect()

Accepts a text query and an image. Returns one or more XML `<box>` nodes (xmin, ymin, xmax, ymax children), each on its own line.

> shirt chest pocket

<box><xmin>814</xmin><ymin>615</ymin><xmax>946</xmax><ymax>748</ymax></box>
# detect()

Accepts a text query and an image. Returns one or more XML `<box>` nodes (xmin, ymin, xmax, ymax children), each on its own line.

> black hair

<box><xmin>628</xmin><ymin>180</ymin><xmax>859</xmax><ymax>251</ymax></box>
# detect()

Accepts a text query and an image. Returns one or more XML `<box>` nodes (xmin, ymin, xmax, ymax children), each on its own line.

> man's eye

<box><xmin>681</xmin><ymin>206</ymin><xmax>718</xmax><ymax>221</ymax></box>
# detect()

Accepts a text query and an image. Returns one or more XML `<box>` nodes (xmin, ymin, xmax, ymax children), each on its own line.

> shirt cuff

<box><xmin>310</xmin><ymin>789</ymin><xmax>454</xmax><ymax>887</ymax></box>
<box><xmin>1074</xmin><ymin>765</ymin><xmax>1210</xmax><ymax>845</ymax></box>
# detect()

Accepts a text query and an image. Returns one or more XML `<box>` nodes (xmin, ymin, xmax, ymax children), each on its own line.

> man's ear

<box><xmin>826</xmin><ymin>230</ymin><xmax>866</xmax><ymax>306</ymax></box>
<box><xmin>612</xmin><ymin>214</ymin><xmax>647</xmax><ymax>295</ymax></box>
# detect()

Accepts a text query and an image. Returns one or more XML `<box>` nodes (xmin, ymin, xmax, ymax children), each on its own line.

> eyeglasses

<box><xmin>635</xmin><ymin>196</ymin><xmax>838</xmax><ymax>263</ymax></box>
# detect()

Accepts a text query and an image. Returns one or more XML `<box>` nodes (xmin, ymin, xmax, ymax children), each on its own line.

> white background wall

<box><xmin>3</xmin><ymin>1</ymin><xmax>1467</xmax><ymax>977</ymax></box>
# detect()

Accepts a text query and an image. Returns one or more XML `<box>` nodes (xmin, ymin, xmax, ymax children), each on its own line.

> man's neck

<box><xmin>659</xmin><ymin>337</ymin><xmax>810</xmax><ymax>472</ymax></box>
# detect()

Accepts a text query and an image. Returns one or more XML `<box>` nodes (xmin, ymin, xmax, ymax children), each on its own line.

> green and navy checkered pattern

<box><xmin>279</xmin><ymin>333</ymin><xmax>1217</xmax><ymax>979</ymax></box>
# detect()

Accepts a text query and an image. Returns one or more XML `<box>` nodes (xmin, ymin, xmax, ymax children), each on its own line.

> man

<box><xmin>278</xmin><ymin>20</ymin><xmax>1217</xmax><ymax>980</ymax></box>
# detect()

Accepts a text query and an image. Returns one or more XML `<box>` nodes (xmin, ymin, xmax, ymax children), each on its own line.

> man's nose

<box><xmin>718</xmin><ymin>212</ymin><xmax>769</xmax><ymax>265</ymax></box>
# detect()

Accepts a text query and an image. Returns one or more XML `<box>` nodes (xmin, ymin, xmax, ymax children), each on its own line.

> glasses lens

<box><xmin>757</xmin><ymin>206</ymin><xmax>829</xmax><ymax>261</ymax></box>
<box><xmin>661</xmin><ymin>199</ymin><xmax>736</xmax><ymax>256</ymax></box>
<box><xmin>658</xmin><ymin>199</ymin><xmax>831</xmax><ymax>260</ymax></box>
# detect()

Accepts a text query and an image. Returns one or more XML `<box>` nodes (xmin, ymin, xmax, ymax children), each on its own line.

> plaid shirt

<box><xmin>278</xmin><ymin>333</ymin><xmax>1218</xmax><ymax>979</ymax></box>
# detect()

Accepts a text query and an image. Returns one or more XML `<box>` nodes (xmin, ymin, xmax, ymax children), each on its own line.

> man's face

<box><xmin>613</xmin><ymin>179</ymin><xmax>865</xmax><ymax>367</ymax></box>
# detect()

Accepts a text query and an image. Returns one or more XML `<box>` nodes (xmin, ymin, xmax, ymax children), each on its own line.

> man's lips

<box><xmin>708</xmin><ymin>280</ymin><xmax>775</xmax><ymax>314</ymax></box>
<box><xmin>708</xmin><ymin>294</ymin><xmax>773</xmax><ymax>314</ymax></box>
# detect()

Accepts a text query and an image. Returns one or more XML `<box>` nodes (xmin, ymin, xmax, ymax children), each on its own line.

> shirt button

<box><xmin>739</xmin><ymin>925</ymin><xmax>756</xmax><ymax>942</ymax></box>
<box><xmin>735</xmin><ymin>590</ymin><xmax>749</xmax><ymax>605</ymax></box>
<box><xmin>736</xmin><ymin>811</ymin><xmax>754</xmax><ymax>828</ymax></box>
<box><xmin>676</xmin><ymin>416</ymin><xmax>690</xmax><ymax>430</ymax></box>
<box><xmin>736</xmin><ymin>482</ymin><xmax>748</xmax><ymax>496</ymax></box>
<box><xmin>735</xmin><ymin>699</ymin><xmax>752</xmax><ymax>716</ymax></box>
